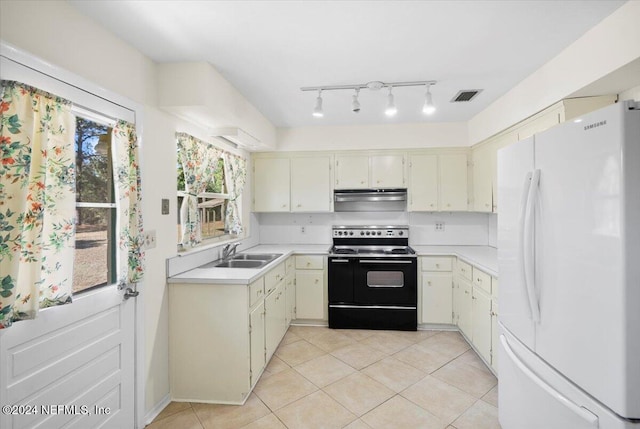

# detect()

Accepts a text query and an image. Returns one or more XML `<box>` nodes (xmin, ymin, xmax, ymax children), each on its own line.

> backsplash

<box><xmin>258</xmin><ymin>212</ymin><xmax>492</xmax><ymax>246</ymax></box>
<box><xmin>488</xmin><ymin>214</ymin><xmax>497</xmax><ymax>248</ymax></box>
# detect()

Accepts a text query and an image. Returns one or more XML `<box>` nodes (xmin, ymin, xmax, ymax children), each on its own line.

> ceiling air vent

<box><xmin>451</xmin><ymin>89</ymin><xmax>482</xmax><ymax>103</ymax></box>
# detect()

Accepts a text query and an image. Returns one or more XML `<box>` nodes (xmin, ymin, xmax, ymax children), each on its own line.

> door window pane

<box><xmin>73</xmin><ymin>207</ymin><xmax>115</xmax><ymax>292</ymax></box>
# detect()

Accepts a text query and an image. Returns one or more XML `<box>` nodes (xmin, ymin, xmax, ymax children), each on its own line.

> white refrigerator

<box><xmin>497</xmin><ymin>100</ymin><xmax>640</xmax><ymax>429</ymax></box>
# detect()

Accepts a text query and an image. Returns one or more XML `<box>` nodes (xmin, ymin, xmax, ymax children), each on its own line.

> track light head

<box><xmin>423</xmin><ymin>85</ymin><xmax>436</xmax><ymax>115</ymax></box>
<box><xmin>352</xmin><ymin>89</ymin><xmax>361</xmax><ymax>113</ymax></box>
<box><xmin>312</xmin><ymin>90</ymin><xmax>324</xmax><ymax>117</ymax></box>
<box><xmin>385</xmin><ymin>86</ymin><xmax>397</xmax><ymax>117</ymax></box>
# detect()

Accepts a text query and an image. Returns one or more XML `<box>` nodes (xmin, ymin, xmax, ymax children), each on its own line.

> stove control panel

<box><xmin>332</xmin><ymin>226</ymin><xmax>409</xmax><ymax>239</ymax></box>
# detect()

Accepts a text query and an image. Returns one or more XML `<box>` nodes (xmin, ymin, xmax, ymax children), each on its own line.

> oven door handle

<box><xmin>330</xmin><ymin>259</ymin><xmax>350</xmax><ymax>263</ymax></box>
<box><xmin>368</xmin><ymin>284</ymin><xmax>403</xmax><ymax>288</ymax></box>
<box><xmin>359</xmin><ymin>260</ymin><xmax>414</xmax><ymax>264</ymax></box>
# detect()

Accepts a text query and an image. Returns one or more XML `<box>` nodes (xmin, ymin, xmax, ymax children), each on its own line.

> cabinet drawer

<box><xmin>492</xmin><ymin>277</ymin><xmax>498</xmax><ymax>299</ymax></box>
<box><xmin>265</xmin><ymin>263</ymin><xmax>286</xmax><ymax>295</ymax></box>
<box><xmin>285</xmin><ymin>257</ymin><xmax>294</xmax><ymax>275</ymax></box>
<box><xmin>249</xmin><ymin>277</ymin><xmax>265</xmax><ymax>308</ymax></box>
<box><xmin>295</xmin><ymin>255</ymin><xmax>324</xmax><ymax>270</ymax></box>
<box><xmin>473</xmin><ymin>267</ymin><xmax>491</xmax><ymax>294</ymax></box>
<box><xmin>421</xmin><ymin>257</ymin><xmax>453</xmax><ymax>272</ymax></box>
<box><xmin>456</xmin><ymin>259</ymin><xmax>472</xmax><ymax>281</ymax></box>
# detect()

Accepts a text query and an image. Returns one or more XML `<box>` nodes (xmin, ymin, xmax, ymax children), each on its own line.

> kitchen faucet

<box><xmin>222</xmin><ymin>242</ymin><xmax>240</xmax><ymax>259</ymax></box>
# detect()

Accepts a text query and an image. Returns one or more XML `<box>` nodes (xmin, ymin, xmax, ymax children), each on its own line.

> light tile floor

<box><xmin>147</xmin><ymin>327</ymin><xmax>500</xmax><ymax>429</ymax></box>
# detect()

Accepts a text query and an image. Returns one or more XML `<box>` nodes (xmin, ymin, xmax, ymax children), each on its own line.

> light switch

<box><xmin>161</xmin><ymin>199</ymin><xmax>170</xmax><ymax>215</ymax></box>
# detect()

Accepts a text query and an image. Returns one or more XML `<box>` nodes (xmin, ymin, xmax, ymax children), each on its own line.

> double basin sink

<box><xmin>203</xmin><ymin>253</ymin><xmax>283</xmax><ymax>269</ymax></box>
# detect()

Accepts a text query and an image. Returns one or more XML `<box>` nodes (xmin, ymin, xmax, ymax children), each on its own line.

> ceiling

<box><xmin>69</xmin><ymin>0</ymin><xmax>626</xmax><ymax>128</ymax></box>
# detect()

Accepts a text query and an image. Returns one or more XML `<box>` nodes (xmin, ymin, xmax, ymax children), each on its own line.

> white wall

<box><xmin>0</xmin><ymin>0</ymin><xmax>256</xmax><ymax>420</ymax></box>
<box><xmin>258</xmin><ymin>212</ymin><xmax>490</xmax><ymax>246</ymax></box>
<box><xmin>468</xmin><ymin>0</ymin><xmax>640</xmax><ymax>144</ymax></box>
<box><xmin>276</xmin><ymin>121</ymin><xmax>469</xmax><ymax>151</ymax></box>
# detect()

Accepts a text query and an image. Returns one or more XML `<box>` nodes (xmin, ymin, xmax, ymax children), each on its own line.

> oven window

<box><xmin>367</xmin><ymin>271</ymin><xmax>404</xmax><ymax>288</ymax></box>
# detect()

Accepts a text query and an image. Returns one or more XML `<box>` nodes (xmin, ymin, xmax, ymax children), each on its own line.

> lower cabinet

<box><xmin>471</xmin><ymin>285</ymin><xmax>492</xmax><ymax>363</ymax></box>
<box><xmin>491</xmin><ymin>298</ymin><xmax>499</xmax><ymax>373</ymax></box>
<box><xmin>169</xmin><ymin>259</ymin><xmax>291</xmax><ymax>405</ymax></box>
<box><xmin>454</xmin><ymin>276</ymin><xmax>473</xmax><ymax>339</ymax></box>
<box><xmin>265</xmin><ymin>283</ymin><xmax>286</xmax><ymax>361</ymax></box>
<box><xmin>420</xmin><ymin>257</ymin><xmax>453</xmax><ymax>324</ymax></box>
<box><xmin>295</xmin><ymin>255</ymin><xmax>326</xmax><ymax>321</ymax></box>
<box><xmin>249</xmin><ymin>301</ymin><xmax>265</xmax><ymax>386</ymax></box>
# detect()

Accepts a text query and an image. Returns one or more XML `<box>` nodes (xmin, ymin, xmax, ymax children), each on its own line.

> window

<box><xmin>73</xmin><ymin>116</ymin><xmax>116</xmax><ymax>293</ymax></box>
<box><xmin>177</xmin><ymin>147</ymin><xmax>230</xmax><ymax>245</ymax></box>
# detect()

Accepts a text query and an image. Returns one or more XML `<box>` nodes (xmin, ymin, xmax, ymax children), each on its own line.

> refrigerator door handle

<box><xmin>523</xmin><ymin>169</ymin><xmax>541</xmax><ymax>323</ymax></box>
<box><xmin>518</xmin><ymin>171</ymin><xmax>533</xmax><ymax>316</ymax></box>
<box><xmin>500</xmin><ymin>335</ymin><xmax>599</xmax><ymax>427</ymax></box>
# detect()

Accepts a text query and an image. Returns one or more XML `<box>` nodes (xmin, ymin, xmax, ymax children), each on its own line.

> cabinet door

<box><xmin>472</xmin><ymin>286</ymin><xmax>492</xmax><ymax>363</ymax></box>
<box><xmin>285</xmin><ymin>273</ymin><xmax>295</xmax><ymax>324</ymax></box>
<box><xmin>291</xmin><ymin>156</ymin><xmax>332</xmax><ymax>212</ymax></box>
<box><xmin>254</xmin><ymin>158</ymin><xmax>290</xmax><ymax>212</ymax></box>
<box><xmin>439</xmin><ymin>153</ymin><xmax>468</xmax><ymax>211</ymax></box>
<box><xmin>472</xmin><ymin>145</ymin><xmax>493</xmax><ymax>212</ymax></box>
<box><xmin>249</xmin><ymin>301</ymin><xmax>265</xmax><ymax>386</ymax></box>
<box><xmin>456</xmin><ymin>277</ymin><xmax>473</xmax><ymax>339</ymax></box>
<box><xmin>409</xmin><ymin>154</ymin><xmax>438</xmax><ymax>211</ymax></box>
<box><xmin>295</xmin><ymin>270</ymin><xmax>325</xmax><ymax>320</ymax></box>
<box><xmin>335</xmin><ymin>156</ymin><xmax>369</xmax><ymax>189</ymax></box>
<box><xmin>421</xmin><ymin>273</ymin><xmax>453</xmax><ymax>324</ymax></box>
<box><xmin>265</xmin><ymin>284</ymin><xmax>286</xmax><ymax>361</ymax></box>
<box><xmin>371</xmin><ymin>155</ymin><xmax>405</xmax><ymax>188</ymax></box>
<box><xmin>491</xmin><ymin>299</ymin><xmax>499</xmax><ymax>373</ymax></box>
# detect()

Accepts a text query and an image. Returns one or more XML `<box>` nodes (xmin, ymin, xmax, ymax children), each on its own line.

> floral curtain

<box><xmin>177</xmin><ymin>133</ymin><xmax>222</xmax><ymax>247</ymax></box>
<box><xmin>222</xmin><ymin>152</ymin><xmax>247</xmax><ymax>236</ymax></box>
<box><xmin>0</xmin><ymin>81</ymin><xmax>76</xmax><ymax>328</ymax></box>
<box><xmin>112</xmin><ymin>121</ymin><xmax>145</xmax><ymax>286</ymax></box>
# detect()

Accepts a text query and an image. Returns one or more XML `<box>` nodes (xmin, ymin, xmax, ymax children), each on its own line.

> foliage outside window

<box><xmin>73</xmin><ymin>117</ymin><xmax>116</xmax><ymax>293</ymax></box>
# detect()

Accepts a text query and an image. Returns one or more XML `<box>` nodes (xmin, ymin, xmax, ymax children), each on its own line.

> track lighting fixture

<box><xmin>302</xmin><ymin>80</ymin><xmax>436</xmax><ymax>118</ymax></box>
<box><xmin>312</xmin><ymin>89</ymin><xmax>324</xmax><ymax>118</ymax></box>
<box><xmin>385</xmin><ymin>86</ymin><xmax>397</xmax><ymax>117</ymax></box>
<box><xmin>351</xmin><ymin>88</ymin><xmax>361</xmax><ymax>113</ymax></box>
<box><xmin>423</xmin><ymin>84</ymin><xmax>436</xmax><ymax>115</ymax></box>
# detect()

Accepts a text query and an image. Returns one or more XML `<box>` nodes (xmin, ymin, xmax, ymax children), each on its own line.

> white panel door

<box><xmin>439</xmin><ymin>154</ymin><xmax>468</xmax><ymax>211</ymax></box>
<box><xmin>533</xmin><ymin>103</ymin><xmax>640</xmax><ymax>418</ymax></box>
<box><xmin>371</xmin><ymin>155</ymin><xmax>404</xmax><ymax>188</ymax></box>
<box><xmin>335</xmin><ymin>156</ymin><xmax>369</xmax><ymax>189</ymax></box>
<box><xmin>0</xmin><ymin>287</ymin><xmax>135</xmax><ymax>429</ymax></box>
<box><xmin>409</xmin><ymin>154</ymin><xmax>438</xmax><ymax>211</ymax></box>
<box><xmin>497</xmin><ymin>137</ymin><xmax>535</xmax><ymax>349</ymax></box>
<box><xmin>290</xmin><ymin>156</ymin><xmax>332</xmax><ymax>212</ymax></box>
<box><xmin>253</xmin><ymin>158</ymin><xmax>290</xmax><ymax>212</ymax></box>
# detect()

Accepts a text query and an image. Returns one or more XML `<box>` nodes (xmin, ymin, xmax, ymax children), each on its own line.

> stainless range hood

<box><xmin>334</xmin><ymin>189</ymin><xmax>407</xmax><ymax>212</ymax></box>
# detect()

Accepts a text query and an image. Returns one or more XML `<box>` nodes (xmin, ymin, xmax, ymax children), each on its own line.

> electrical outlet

<box><xmin>435</xmin><ymin>222</ymin><xmax>445</xmax><ymax>232</ymax></box>
<box><xmin>301</xmin><ymin>226</ymin><xmax>306</xmax><ymax>234</ymax></box>
<box><xmin>142</xmin><ymin>230</ymin><xmax>156</xmax><ymax>249</ymax></box>
<box><xmin>161</xmin><ymin>199</ymin><xmax>170</xmax><ymax>215</ymax></box>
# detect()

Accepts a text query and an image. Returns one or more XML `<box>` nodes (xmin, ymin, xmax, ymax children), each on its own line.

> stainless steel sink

<box><xmin>231</xmin><ymin>253</ymin><xmax>282</xmax><ymax>262</ymax></box>
<box><xmin>213</xmin><ymin>260</ymin><xmax>267</xmax><ymax>269</ymax></box>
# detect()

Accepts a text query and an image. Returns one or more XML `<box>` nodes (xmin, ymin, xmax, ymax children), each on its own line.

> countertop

<box><xmin>412</xmin><ymin>245</ymin><xmax>498</xmax><ymax>277</ymax></box>
<box><xmin>168</xmin><ymin>244</ymin><xmax>497</xmax><ymax>285</ymax></box>
<box><xmin>167</xmin><ymin>244</ymin><xmax>330</xmax><ymax>285</ymax></box>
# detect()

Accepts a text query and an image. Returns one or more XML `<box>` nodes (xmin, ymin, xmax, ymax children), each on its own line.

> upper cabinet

<box><xmin>470</xmin><ymin>95</ymin><xmax>616</xmax><ymax>213</ymax></box>
<box><xmin>335</xmin><ymin>154</ymin><xmax>405</xmax><ymax>189</ymax></box>
<box><xmin>290</xmin><ymin>156</ymin><xmax>332</xmax><ymax>212</ymax></box>
<box><xmin>335</xmin><ymin>155</ymin><xmax>369</xmax><ymax>188</ymax></box>
<box><xmin>370</xmin><ymin>155</ymin><xmax>405</xmax><ymax>188</ymax></box>
<box><xmin>409</xmin><ymin>152</ymin><xmax>468</xmax><ymax>212</ymax></box>
<box><xmin>253</xmin><ymin>157</ymin><xmax>290</xmax><ymax>212</ymax></box>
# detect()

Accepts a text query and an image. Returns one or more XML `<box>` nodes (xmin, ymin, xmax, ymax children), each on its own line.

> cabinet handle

<box><xmin>315</xmin><ymin>279</ymin><xmax>319</xmax><ymax>284</ymax></box>
<box><xmin>435</xmin><ymin>263</ymin><xmax>440</xmax><ymax>268</ymax></box>
<box><xmin>257</xmin><ymin>290</ymin><xmax>263</xmax><ymax>295</ymax></box>
<box><xmin>430</xmin><ymin>203</ymin><xmax>435</xmax><ymax>207</ymax></box>
<box><xmin>297</xmin><ymin>204</ymin><xmax>302</xmax><ymax>208</ymax></box>
<box><xmin>447</xmin><ymin>203</ymin><xmax>451</xmax><ymax>207</ymax></box>
<box><xmin>360</xmin><ymin>181</ymin><xmax>365</xmax><ymax>184</ymax></box>
<box><xmin>282</xmin><ymin>204</ymin><xmax>287</xmax><ymax>208</ymax></box>
<box><xmin>427</xmin><ymin>281</ymin><xmax>432</xmax><ymax>286</ymax></box>
<box><xmin>464</xmin><ymin>290</ymin><xmax>469</xmax><ymax>295</ymax></box>
<box><xmin>477</xmin><ymin>278</ymin><xmax>482</xmax><ymax>282</ymax></box>
<box><xmin>306</xmin><ymin>262</ymin><xmax>311</xmax><ymax>267</ymax></box>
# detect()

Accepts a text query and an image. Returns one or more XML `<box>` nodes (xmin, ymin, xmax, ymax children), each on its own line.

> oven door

<box><xmin>354</xmin><ymin>258</ymin><xmax>417</xmax><ymax>305</ymax></box>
